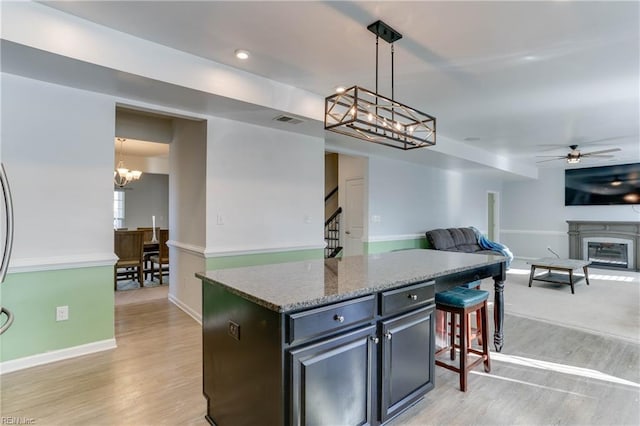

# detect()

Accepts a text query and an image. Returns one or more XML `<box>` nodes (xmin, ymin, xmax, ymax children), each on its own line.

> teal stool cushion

<box><xmin>436</xmin><ymin>287</ymin><xmax>489</xmax><ymax>308</ymax></box>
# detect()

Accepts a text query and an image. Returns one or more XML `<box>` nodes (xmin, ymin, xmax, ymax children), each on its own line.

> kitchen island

<box><xmin>198</xmin><ymin>249</ymin><xmax>506</xmax><ymax>425</ymax></box>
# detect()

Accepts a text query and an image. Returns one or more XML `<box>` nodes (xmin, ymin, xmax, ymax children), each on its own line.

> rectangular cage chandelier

<box><xmin>324</xmin><ymin>20</ymin><xmax>436</xmax><ymax>150</ymax></box>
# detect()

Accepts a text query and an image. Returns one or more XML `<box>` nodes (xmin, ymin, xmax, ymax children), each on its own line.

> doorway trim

<box><xmin>487</xmin><ymin>191</ymin><xmax>500</xmax><ymax>241</ymax></box>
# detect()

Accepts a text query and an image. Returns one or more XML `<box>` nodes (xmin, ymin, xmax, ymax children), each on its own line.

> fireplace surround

<box><xmin>568</xmin><ymin>221</ymin><xmax>640</xmax><ymax>272</ymax></box>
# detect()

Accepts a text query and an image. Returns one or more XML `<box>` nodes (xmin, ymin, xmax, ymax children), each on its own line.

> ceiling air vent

<box><xmin>274</xmin><ymin>115</ymin><xmax>304</xmax><ymax>125</ymax></box>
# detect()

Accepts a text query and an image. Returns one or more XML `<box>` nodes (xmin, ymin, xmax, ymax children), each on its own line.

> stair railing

<box><xmin>324</xmin><ymin>207</ymin><xmax>343</xmax><ymax>258</ymax></box>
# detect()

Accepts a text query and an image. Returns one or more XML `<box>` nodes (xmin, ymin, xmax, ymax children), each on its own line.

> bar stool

<box><xmin>459</xmin><ymin>280</ymin><xmax>483</xmax><ymax>346</ymax></box>
<box><xmin>435</xmin><ymin>287</ymin><xmax>491</xmax><ymax>392</ymax></box>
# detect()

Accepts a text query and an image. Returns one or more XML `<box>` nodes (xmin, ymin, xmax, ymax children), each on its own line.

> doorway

<box><xmin>114</xmin><ymin>108</ymin><xmax>172</xmax><ymax>295</ymax></box>
<box><xmin>487</xmin><ymin>191</ymin><xmax>499</xmax><ymax>241</ymax></box>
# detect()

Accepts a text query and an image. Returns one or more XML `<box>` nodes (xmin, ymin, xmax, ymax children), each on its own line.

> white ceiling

<box><xmin>115</xmin><ymin>138</ymin><xmax>169</xmax><ymax>159</ymax></box>
<box><xmin>26</xmin><ymin>1</ymin><xmax>640</xmax><ymax>171</ymax></box>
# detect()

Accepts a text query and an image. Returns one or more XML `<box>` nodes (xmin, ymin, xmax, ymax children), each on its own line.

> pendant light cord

<box><xmin>391</xmin><ymin>44</ymin><xmax>395</xmax><ymax>101</ymax></box>
<box><xmin>375</xmin><ymin>36</ymin><xmax>379</xmax><ymax>94</ymax></box>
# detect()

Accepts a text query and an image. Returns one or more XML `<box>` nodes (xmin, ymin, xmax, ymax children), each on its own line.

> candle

<box><xmin>151</xmin><ymin>215</ymin><xmax>158</xmax><ymax>242</ymax></box>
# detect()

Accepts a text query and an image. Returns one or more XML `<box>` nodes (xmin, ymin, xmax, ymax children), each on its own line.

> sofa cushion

<box><xmin>425</xmin><ymin>229</ymin><xmax>457</xmax><ymax>251</ymax></box>
<box><xmin>426</xmin><ymin>228</ymin><xmax>484</xmax><ymax>253</ymax></box>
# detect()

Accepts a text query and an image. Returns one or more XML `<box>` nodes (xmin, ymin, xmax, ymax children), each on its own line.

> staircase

<box><xmin>324</xmin><ymin>186</ymin><xmax>342</xmax><ymax>258</ymax></box>
<box><xmin>325</xmin><ymin>207</ymin><xmax>343</xmax><ymax>258</ymax></box>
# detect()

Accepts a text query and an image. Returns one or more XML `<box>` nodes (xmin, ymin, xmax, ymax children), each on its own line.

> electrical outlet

<box><xmin>56</xmin><ymin>306</ymin><xmax>69</xmax><ymax>321</ymax></box>
<box><xmin>228</xmin><ymin>320</ymin><xmax>240</xmax><ymax>340</ymax></box>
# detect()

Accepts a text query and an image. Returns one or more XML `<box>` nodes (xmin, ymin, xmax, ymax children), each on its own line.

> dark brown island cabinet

<box><xmin>198</xmin><ymin>250</ymin><xmax>506</xmax><ymax>425</ymax></box>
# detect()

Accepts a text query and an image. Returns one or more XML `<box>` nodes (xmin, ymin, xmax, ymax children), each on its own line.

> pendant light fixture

<box><xmin>114</xmin><ymin>138</ymin><xmax>142</xmax><ymax>188</ymax></box>
<box><xmin>325</xmin><ymin>20</ymin><xmax>436</xmax><ymax>150</ymax></box>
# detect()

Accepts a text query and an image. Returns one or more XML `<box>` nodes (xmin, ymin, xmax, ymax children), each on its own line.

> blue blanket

<box><xmin>470</xmin><ymin>226</ymin><xmax>513</xmax><ymax>269</ymax></box>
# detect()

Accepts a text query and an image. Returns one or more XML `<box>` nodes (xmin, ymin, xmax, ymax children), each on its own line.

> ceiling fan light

<box><xmin>567</xmin><ymin>157</ymin><xmax>580</xmax><ymax>164</ymax></box>
<box><xmin>234</xmin><ymin>49</ymin><xmax>249</xmax><ymax>60</ymax></box>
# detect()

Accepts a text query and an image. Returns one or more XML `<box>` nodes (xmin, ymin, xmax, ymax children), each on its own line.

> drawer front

<box><xmin>287</xmin><ymin>295</ymin><xmax>376</xmax><ymax>345</ymax></box>
<box><xmin>380</xmin><ymin>281</ymin><xmax>435</xmax><ymax>317</ymax></box>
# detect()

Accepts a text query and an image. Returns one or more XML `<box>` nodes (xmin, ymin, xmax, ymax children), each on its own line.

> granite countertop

<box><xmin>197</xmin><ymin>249</ymin><xmax>505</xmax><ymax>313</ymax></box>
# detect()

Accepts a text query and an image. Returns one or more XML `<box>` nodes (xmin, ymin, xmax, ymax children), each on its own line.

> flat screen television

<box><xmin>565</xmin><ymin>163</ymin><xmax>640</xmax><ymax>206</ymax></box>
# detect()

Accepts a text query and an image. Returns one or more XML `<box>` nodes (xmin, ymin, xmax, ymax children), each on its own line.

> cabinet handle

<box><xmin>408</xmin><ymin>294</ymin><xmax>418</xmax><ymax>301</ymax></box>
<box><xmin>334</xmin><ymin>314</ymin><xmax>345</xmax><ymax>323</ymax></box>
<box><xmin>370</xmin><ymin>336</ymin><xmax>379</xmax><ymax>344</ymax></box>
<box><xmin>384</xmin><ymin>331</ymin><xmax>392</xmax><ymax>340</ymax></box>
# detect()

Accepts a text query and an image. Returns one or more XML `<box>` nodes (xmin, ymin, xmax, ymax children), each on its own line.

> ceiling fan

<box><xmin>536</xmin><ymin>145</ymin><xmax>621</xmax><ymax>164</ymax></box>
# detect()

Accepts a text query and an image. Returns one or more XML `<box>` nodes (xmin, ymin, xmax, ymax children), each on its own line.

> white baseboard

<box><xmin>168</xmin><ymin>293</ymin><xmax>202</xmax><ymax>325</ymax></box>
<box><xmin>0</xmin><ymin>338</ymin><xmax>117</xmax><ymax>375</ymax></box>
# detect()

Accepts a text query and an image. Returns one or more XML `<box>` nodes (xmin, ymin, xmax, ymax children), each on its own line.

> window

<box><xmin>114</xmin><ymin>190</ymin><xmax>125</xmax><ymax>229</ymax></box>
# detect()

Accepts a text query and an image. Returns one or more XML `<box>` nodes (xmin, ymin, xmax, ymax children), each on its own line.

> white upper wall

<box><xmin>1</xmin><ymin>73</ymin><xmax>115</xmax><ymax>268</ymax></box>
<box><xmin>367</xmin><ymin>156</ymin><xmax>503</xmax><ymax>240</ymax></box>
<box><xmin>205</xmin><ymin>117</ymin><xmax>325</xmax><ymax>254</ymax></box>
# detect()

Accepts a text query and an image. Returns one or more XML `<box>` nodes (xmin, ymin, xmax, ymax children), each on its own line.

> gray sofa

<box><xmin>425</xmin><ymin>227</ymin><xmax>500</xmax><ymax>255</ymax></box>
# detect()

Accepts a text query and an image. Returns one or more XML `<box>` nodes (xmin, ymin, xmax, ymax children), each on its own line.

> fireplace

<box><xmin>568</xmin><ymin>221</ymin><xmax>640</xmax><ymax>272</ymax></box>
<box><xmin>584</xmin><ymin>239</ymin><xmax>632</xmax><ymax>269</ymax></box>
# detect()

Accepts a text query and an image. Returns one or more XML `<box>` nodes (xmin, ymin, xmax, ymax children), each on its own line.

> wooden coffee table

<box><xmin>527</xmin><ymin>257</ymin><xmax>591</xmax><ymax>294</ymax></box>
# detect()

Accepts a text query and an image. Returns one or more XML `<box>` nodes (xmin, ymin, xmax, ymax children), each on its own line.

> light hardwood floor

<box><xmin>1</xmin><ymin>297</ymin><xmax>638</xmax><ymax>425</ymax></box>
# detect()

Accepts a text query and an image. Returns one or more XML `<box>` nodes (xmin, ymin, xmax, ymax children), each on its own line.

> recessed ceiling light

<box><xmin>522</xmin><ymin>55</ymin><xmax>538</xmax><ymax>62</ymax></box>
<box><xmin>335</xmin><ymin>86</ymin><xmax>346</xmax><ymax>94</ymax></box>
<box><xmin>235</xmin><ymin>49</ymin><xmax>250</xmax><ymax>60</ymax></box>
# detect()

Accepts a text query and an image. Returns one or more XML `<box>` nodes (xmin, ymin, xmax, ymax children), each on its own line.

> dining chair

<box><xmin>114</xmin><ymin>230</ymin><xmax>145</xmax><ymax>290</ymax></box>
<box><xmin>149</xmin><ymin>229</ymin><xmax>169</xmax><ymax>285</ymax></box>
<box><xmin>137</xmin><ymin>227</ymin><xmax>160</xmax><ymax>244</ymax></box>
<box><xmin>138</xmin><ymin>227</ymin><xmax>161</xmax><ymax>280</ymax></box>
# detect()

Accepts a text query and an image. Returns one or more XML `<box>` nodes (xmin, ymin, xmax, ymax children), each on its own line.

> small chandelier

<box><xmin>114</xmin><ymin>138</ymin><xmax>142</xmax><ymax>187</ymax></box>
<box><xmin>325</xmin><ymin>20</ymin><xmax>436</xmax><ymax>150</ymax></box>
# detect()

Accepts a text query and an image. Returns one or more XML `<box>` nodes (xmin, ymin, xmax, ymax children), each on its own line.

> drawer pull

<box><xmin>384</xmin><ymin>331</ymin><xmax>393</xmax><ymax>341</ymax></box>
<box><xmin>408</xmin><ymin>294</ymin><xmax>418</xmax><ymax>301</ymax></box>
<box><xmin>334</xmin><ymin>314</ymin><xmax>345</xmax><ymax>323</ymax></box>
<box><xmin>370</xmin><ymin>336</ymin><xmax>379</xmax><ymax>344</ymax></box>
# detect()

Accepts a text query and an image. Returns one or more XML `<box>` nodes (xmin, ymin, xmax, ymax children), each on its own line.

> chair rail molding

<box><xmin>203</xmin><ymin>243</ymin><xmax>325</xmax><ymax>258</ymax></box>
<box><xmin>8</xmin><ymin>253</ymin><xmax>118</xmax><ymax>274</ymax></box>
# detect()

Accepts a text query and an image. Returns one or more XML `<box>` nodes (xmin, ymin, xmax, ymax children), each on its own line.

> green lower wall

<box><xmin>0</xmin><ymin>266</ymin><xmax>114</xmax><ymax>362</ymax></box>
<box><xmin>364</xmin><ymin>237</ymin><xmax>429</xmax><ymax>254</ymax></box>
<box><xmin>206</xmin><ymin>248</ymin><xmax>324</xmax><ymax>270</ymax></box>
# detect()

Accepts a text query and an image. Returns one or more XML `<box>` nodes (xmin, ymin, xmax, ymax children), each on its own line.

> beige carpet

<box><xmin>479</xmin><ymin>259</ymin><xmax>640</xmax><ymax>343</ymax></box>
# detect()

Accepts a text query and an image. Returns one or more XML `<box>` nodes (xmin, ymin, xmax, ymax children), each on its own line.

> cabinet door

<box><xmin>380</xmin><ymin>306</ymin><xmax>435</xmax><ymax>423</ymax></box>
<box><xmin>289</xmin><ymin>325</ymin><xmax>377</xmax><ymax>426</ymax></box>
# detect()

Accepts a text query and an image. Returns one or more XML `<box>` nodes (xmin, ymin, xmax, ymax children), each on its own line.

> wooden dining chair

<box><xmin>114</xmin><ymin>230</ymin><xmax>145</xmax><ymax>290</ymax></box>
<box><xmin>138</xmin><ymin>227</ymin><xmax>161</xmax><ymax>280</ymax></box>
<box><xmin>150</xmin><ymin>229</ymin><xmax>169</xmax><ymax>285</ymax></box>
<box><xmin>137</xmin><ymin>227</ymin><xmax>160</xmax><ymax>243</ymax></box>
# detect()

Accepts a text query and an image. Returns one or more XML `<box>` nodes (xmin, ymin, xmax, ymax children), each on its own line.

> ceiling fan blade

<box><xmin>536</xmin><ymin>158</ymin><xmax>564</xmax><ymax>163</ymax></box>
<box><xmin>535</xmin><ymin>155</ymin><xmax>566</xmax><ymax>158</ymax></box>
<box><xmin>583</xmin><ymin>154</ymin><xmax>616</xmax><ymax>158</ymax></box>
<box><xmin>582</xmin><ymin>148</ymin><xmax>621</xmax><ymax>156</ymax></box>
<box><xmin>576</xmin><ymin>136</ymin><xmax>628</xmax><ymax>145</ymax></box>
